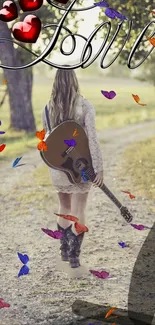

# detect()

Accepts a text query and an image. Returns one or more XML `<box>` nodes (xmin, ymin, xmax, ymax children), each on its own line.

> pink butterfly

<box><xmin>41</xmin><ymin>228</ymin><xmax>63</xmax><ymax>239</ymax></box>
<box><xmin>0</xmin><ymin>298</ymin><xmax>10</xmax><ymax>308</ymax></box>
<box><xmin>131</xmin><ymin>224</ymin><xmax>152</xmax><ymax>231</ymax></box>
<box><xmin>89</xmin><ymin>270</ymin><xmax>112</xmax><ymax>279</ymax></box>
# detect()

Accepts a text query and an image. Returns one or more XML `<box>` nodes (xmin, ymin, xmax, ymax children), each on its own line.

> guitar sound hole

<box><xmin>75</xmin><ymin>158</ymin><xmax>89</xmax><ymax>171</ymax></box>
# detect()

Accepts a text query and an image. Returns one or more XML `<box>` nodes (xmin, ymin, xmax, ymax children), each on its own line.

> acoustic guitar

<box><xmin>40</xmin><ymin>120</ymin><xmax>133</xmax><ymax>223</ymax></box>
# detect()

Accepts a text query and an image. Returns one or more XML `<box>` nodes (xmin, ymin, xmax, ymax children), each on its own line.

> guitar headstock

<box><xmin>120</xmin><ymin>206</ymin><xmax>133</xmax><ymax>223</ymax></box>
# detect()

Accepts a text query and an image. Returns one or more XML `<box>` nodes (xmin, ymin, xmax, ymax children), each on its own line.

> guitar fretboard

<box><xmin>85</xmin><ymin>167</ymin><xmax>122</xmax><ymax>209</ymax></box>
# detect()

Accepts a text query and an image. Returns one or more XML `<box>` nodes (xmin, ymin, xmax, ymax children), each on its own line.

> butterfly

<box><xmin>0</xmin><ymin>144</ymin><xmax>6</xmax><ymax>152</ymax></box>
<box><xmin>147</xmin><ymin>37</ymin><xmax>155</xmax><ymax>47</ymax></box>
<box><xmin>72</xmin><ymin>129</ymin><xmax>79</xmax><ymax>137</ymax></box>
<box><xmin>74</xmin><ymin>222</ymin><xmax>88</xmax><ymax>234</ymax></box>
<box><xmin>0</xmin><ymin>298</ymin><xmax>10</xmax><ymax>308</ymax></box>
<box><xmin>131</xmin><ymin>224</ymin><xmax>152</xmax><ymax>231</ymax></box>
<box><xmin>0</xmin><ymin>130</ymin><xmax>5</xmax><ymax>134</ymax></box>
<box><xmin>3</xmin><ymin>78</ymin><xmax>7</xmax><ymax>84</ymax></box>
<box><xmin>12</xmin><ymin>156</ymin><xmax>26</xmax><ymax>168</ymax></box>
<box><xmin>105</xmin><ymin>8</ymin><xmax>127</xmax><ymax>20</ymax></box>
<box><xmin>101</xmin><ymin>90</ymin><xmax>116</xmax><ymax>100</ymax></box>
<box><xmin>81</xmin><ymin>170</ymin><xmax>88</xmax><ymax>182</ymax></box>
<box><xmin>118</xmin><ymin>241</ymin><xmax>128</xmax><ymax>248</ymax></box>
<box><xmin>36</xmin><ymin>129</ymin><xmax>48</xmax><ymax>151</ymax></box>
<box><xmin>41</xmin><ymin>228</ymin><xmax>63</xmax><ymax>239</ymax></box>
<box><xmin>54</xmin><ymin>213</ymin><xmax>79</xmax><ymax>222</ymax></box>
<box><xmin>132</xmin><ymin>94</ymin><xmax>147</xmax><ymax>106</ymax></box>
<box><xmin>89</xmin><ymin>270</ymin><xmax>112</xmax><ymax>279</ymax></box>
<box><xmin>121</xmin><ymin>190</ymin><xmax>135</xmax><ymax>199</ymax></box>
<box><xmin>17</xmin><ymin>252</ymin><xmax>29</xmax><ymax>277</ymax></box>
<box><xmin>105</xmin><ymin>307</ymin><xmax>117</xmax><ymax>319</ymax></box>
<box><xmin>94</xmin><ymin>0</ymin><xmax>109</xmax><ymax>7</ymax></box>
<box><xmin>64</xmin><ymin>139</ymin><xmax>76</xmax><ymax>147</ymax></box>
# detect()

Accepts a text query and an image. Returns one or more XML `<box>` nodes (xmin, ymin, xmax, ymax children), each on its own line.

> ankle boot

<box><xmin>57</xmin><ymin>224</ymin><xmax>72</xmax><ymax>262</ymax></box>
<box><xmin>67</xmin><ymin>228</ymin><xmax>85</xmax><ymax>268</ymax></box>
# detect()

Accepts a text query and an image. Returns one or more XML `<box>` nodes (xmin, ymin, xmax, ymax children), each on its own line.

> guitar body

<box><xmin>40</xmin><ymin>120</ymin><xmax>133</xmax><ymax>223</ymax></box>
<box><xmin>40</xmin><ymin>120</ymin><xmax>93</xmax><ymax>184</ymax></box>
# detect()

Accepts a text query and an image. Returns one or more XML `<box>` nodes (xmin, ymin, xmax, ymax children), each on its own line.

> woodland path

<box><xmin>0</xmin><ymin>120</ymin><xmax>155</xmax><ymax>325</ymax></box>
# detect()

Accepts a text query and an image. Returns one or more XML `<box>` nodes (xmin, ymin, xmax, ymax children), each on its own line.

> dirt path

<box><xmin>0</xmin><ymin>120</ymin><xmax>155</xmax><ymax>325</ymax></box>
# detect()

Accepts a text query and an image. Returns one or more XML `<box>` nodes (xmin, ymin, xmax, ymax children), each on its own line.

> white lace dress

<box><xmin>42</xmin><ymin>95</ymin><xmax>103</xmax><ymax>194</ymax></box>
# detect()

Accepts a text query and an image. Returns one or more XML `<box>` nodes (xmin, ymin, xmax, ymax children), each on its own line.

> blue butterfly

<box><xmin>94</xmin><ymin>0</ymin><xmax>109</xmax><ymax>7</ymax></box>
<box><xmin>118</xmin><ymin>241</ymin><xmax>128</xmax><ymax>248</ymax></box>
<box><xmin>17</xmin><ymin>252</ymin><xmax>29</xmax><ymax>277</ymax></box>
<box><xmin>94</xmin><ymin>1</ymin><xmax>127</xmax><ymax>20</ymax></box>
<box><xmin>81</xmin><ymin>170</ymin><xmax>88</xmax><ymax>182</ymax></box>
<box><xmin>105</xmin><ymin>8</ymin><xmax>127</xmax><ymax>20</ymax></box>
<box><xmin>64</xmin><ymin>139</ymin><xmax>76</xmax><ymax>147</ymax></box>
<box><xmin>12</xmin><ymin>156</ymin><xmax>26</xmax><ymax>168</ymax></box>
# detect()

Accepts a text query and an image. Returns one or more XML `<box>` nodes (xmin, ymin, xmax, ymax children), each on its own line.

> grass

<box><xmin>0</xmin><ymin>80</ymin><xmax>154</xmax><ymax>161</ymax></box>
<box><xmin>120</xmin><ymin>136</ymin><xmax>155</xmax><ymax>201</ymax></box>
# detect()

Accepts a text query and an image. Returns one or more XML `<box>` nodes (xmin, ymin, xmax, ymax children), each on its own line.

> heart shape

<box><xmin>19</xmin><ymin>0</ymin><xmax>43</xmax><ymax>12</ymax></box>
<box><xmin>101</xmin><ymin>90</ymin><xmax>116</xmax><ymax>100</ymax></box>
<box><xmin>0</xmin><ymin>1</ymin><xmax>18</xmax><ymax>22</ymax></box>
<box><xmin>12</xmin><ymin>15</ymin><xmax>41</xmax><ymax>43</ymax></box>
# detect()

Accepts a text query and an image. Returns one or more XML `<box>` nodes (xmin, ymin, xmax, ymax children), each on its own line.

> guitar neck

<box><xmin>85</xmin><ymin>167</ymin><xmax>122</xmax><ymax>210</ymax></box>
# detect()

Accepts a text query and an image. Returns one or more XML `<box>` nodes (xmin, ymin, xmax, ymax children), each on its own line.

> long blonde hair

<box><xmin>49</xmin><ymin>68</ymin><xmax>80</xmax><ymax>128</ymax></box>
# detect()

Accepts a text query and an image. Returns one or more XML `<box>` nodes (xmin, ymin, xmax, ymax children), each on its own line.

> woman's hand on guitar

<box><xmin>93</xmin><ymin>171</ymin><xmax>104</xmax><ymax>188</ymax></box>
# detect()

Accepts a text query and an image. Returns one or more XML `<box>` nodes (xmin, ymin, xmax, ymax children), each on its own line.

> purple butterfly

<box><xmin>89</xmin><ymin>270</ymin><xmax>112</xmax><ymax>279</ymax></box>
<box><xmin>17</xmin><ymin>252</ymin><xmax>29</xmax><ymax>278</ymax></box>
<box><xmin>64</xmin><ymin>139</ymin><xmax>76</xmax><ymax>147</ymax></box>
<box><xmin>131</xmin><ymin>224</ymin><xmax>152</xmax><ymax>231</ymax></box>
<box><xmin>105</xmin><ymin>8</ymin><xmax>127</xmax><ymax>20</ymax></box>
<box><xmin>41</xmin><ymin>228</ymin><xmax>64</xmax><ymax>239</ymax></box>
<box><xmin>94</xmin><ymin>0</ymin><xmax>109</xmax><ymax>8</ymax></box>
<box><xmin>118</xmin><ymin>241</ymin><xmax>128</xmax><ymax>248</ymax></box>
<box><xmin>101</xmin><ymin>90</ymin><xmax>116</xmax><ymax>100</ymax></box>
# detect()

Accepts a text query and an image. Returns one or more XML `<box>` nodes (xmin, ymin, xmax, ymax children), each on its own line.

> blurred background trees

<box><xmin>0</xmin><ymin>0</ymin><xmax>154</xmax><ymax>132</ymax></box>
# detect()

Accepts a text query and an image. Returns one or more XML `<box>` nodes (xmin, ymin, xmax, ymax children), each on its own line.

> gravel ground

<box><xmin>0</xmin><ymin>120</ymin><xmax>155</xmax><ymax>325</ymax></box>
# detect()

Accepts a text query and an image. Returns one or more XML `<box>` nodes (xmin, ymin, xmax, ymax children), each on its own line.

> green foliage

<box><xmin>94</xmin><ymin>0</ymin><xmax>155</xmax><ymax>67</ymax></box>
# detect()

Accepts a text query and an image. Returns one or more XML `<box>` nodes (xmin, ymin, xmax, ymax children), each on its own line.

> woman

<box><xmin>42</xmin><ymin>67</ymin><xmax>103</xmax><ymax>269</ymax></box>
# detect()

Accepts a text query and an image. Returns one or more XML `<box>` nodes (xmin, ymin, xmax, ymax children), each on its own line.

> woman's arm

<box><xmin>84</xmin><ymin>99</ymin><xmax>103</xmax><ymax>175</ymax></box>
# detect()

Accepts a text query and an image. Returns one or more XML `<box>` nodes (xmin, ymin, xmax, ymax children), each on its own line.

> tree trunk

<box><xmin>0</xmin><ymin>21</ymin><xmax>36</xmax><ymax>132</ymax></box>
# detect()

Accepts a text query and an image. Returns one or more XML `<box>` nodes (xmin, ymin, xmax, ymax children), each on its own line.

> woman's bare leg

<box><xmin>71</xmin><ymin>192</ymin><xmax>89</xmax><ymax>234</ymax></box>
<box><xmin>57</xmin><ymin>192</ymin><xmax>72</xmax><ymax>228</ymax></box>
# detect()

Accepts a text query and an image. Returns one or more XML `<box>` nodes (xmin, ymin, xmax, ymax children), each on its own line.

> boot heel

<box><xmin>67</xmin><ymin>229</ymin><xmax>85</xmax><ymax>268</ymax></box>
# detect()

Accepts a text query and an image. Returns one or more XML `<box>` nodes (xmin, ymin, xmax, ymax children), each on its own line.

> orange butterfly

<box><xmin>147</xmin><ymin>37</ymin><xmax>155</xmax><ymax>47</ymax></box>
<box><xmin>74</xmin><ymin>222</ymin><xmax>88</xmax><ymax>234</ymax></box>
<box><xmin>132</xmin><ymin>94</ymin><xmax>147</xmax><ymax>106</ymax></box>
<box><xmin>105</xmin><ymin>307</ymin><xmax>118</xmax><ymax>319</ymax></box>
<box><xmin>122</xmin><ymin>190</ymin><xmax>135</xmax><ymax>199</ymax></box>
<box><xmin>36</xmin><ymin>129</ymin><xmax>48</xmax><ymax>151</ymax></box>
<box><xmin>54</xmin><ymin>213</ymin><xmax>79</xmax><ymax>223</ymax></box>
<box><xmin>72</xmin><ymin>129</ymin><xmax>79</xmax><ymax>137</ymax></box>
<box><xmin>3</xmin><ymin>78</ymin><xmax>7</xmax><ymax>85</ymax></box>
<box><xmin>0</xmin><ymin>144</ymin><xmax>6</xmax><ymax>152</ymax></box>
